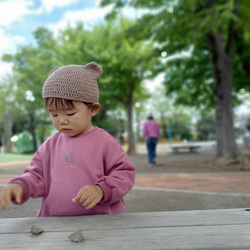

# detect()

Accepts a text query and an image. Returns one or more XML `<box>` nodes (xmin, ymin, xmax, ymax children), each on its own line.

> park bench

<box><xmin>1</xmin><ymin>209</ymin><xmax>249</xmax><ymax>249</ymax></box>
<box><xmin>171</xmin><ymin>144</ymin><xmax>201</xmax><ymax>153</ymax></box>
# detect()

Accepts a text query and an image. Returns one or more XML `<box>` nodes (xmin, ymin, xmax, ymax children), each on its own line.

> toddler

<box><xmin>0</xmin><ymin>62</ymin><xmax>136</xmax><ymax>216</ymax></box>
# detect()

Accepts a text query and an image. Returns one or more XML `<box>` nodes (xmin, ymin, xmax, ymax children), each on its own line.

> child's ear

<box><xmin>90</xmin><ymin>102</ymin><xmax>101</xmax><ymax>116</ymax></box>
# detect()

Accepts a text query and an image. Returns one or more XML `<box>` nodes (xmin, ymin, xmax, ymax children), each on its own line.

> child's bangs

<box><xmin>44</xmin><ymin>98</ymin><xmax>75</xmax><ymax>110</ymax></box>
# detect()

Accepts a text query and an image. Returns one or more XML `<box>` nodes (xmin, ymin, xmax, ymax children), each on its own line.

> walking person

<box><xmin>142</xmin><ymin>114</ymin><xmax>160</xmax><ymax>167</ymax></box>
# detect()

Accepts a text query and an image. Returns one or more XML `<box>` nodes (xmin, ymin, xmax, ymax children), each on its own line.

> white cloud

<box><xmin>0</xmin><ymin>28</ymin><xmax>25</xmax><ymax>53</ymax></box>
<box><xmin>0</xmin><ymin>61</ymin><xmax>13</xmax><ymax>77</ymax></box>
<box><xmin>0</xmin><ymin>31</ymin><xmax>13</xmax><ymax>77</ymax></box>
<box><xmin>0</xmin><ymin>0</ymin><xmax>110</xmax><ymax>76</ymax></box>
<box><xmin>0</xmin><ymin>0</ymin><xmax>34</xmax><ymax>26</ymax></box>
<box><xmin>0</xmin><ymin>28</ymin><xmax>12</xmax><ymax>52</ymax></box>
<box><xmin>40</xmin><ymin>0</ymin><xmax>79</xmax><ymax>13</ymax></box>
<box><xmin>0</xmin><ymin>28</ymin><xmax>25</xmax><ymax>77</ymax></box>
<box><xmin>47</xmin><ymin>4</ymin><xmax>113</xmax><ymax>35</ymax></box>
<box><xmin>0</xmin><ymin>0</ymin><xmax>80</xmax><ymax>26</ymax></box>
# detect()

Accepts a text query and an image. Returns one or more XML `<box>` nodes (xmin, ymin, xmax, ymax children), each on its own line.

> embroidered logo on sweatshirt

<box><xmin>65</xmin><ymin>152</ymin><xmax>75</xmax><ymax>163</ymax></box>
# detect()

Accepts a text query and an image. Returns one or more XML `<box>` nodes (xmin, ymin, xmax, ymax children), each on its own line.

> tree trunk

<box><xmin>28</xmin><ymin>112</ymin><xmax>38</xmax><ymax>152</ymax></box>
<box><xmin>126</xmin><ymin>101</ymin><xmax>136</xmax><ymax>155</ymax></box>
<box><xmin>206</xmin><ymin>32</ymin><xmax>239</xmax><ymax>163</ymax></box>
<box><xmin>3</xmin><ymin>109</ymin><xmax>12</xmax><ymax>153</ymax></box>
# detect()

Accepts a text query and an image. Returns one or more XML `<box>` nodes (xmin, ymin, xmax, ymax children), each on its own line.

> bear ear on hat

<box><xmin>48</xmin><ymin>67</ymin><xmax>59</xmax><ymax>76</ymax></box>
<box><xmin>84</xmin><ymin>62</ymin><xmax>102</xmax><ymax>80</ymax></box>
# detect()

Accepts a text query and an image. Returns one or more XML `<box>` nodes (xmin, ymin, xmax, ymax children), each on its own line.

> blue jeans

<box><xmin>146</xmin><ymin>137</ymin><xmax>158</xmax><ymax>164</ymax></box>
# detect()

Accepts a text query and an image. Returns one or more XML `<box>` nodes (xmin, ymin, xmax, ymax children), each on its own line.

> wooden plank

<box><xmin>1</xmin><ymin>209</ymin><xmax>250</xmax><ymax>249</ymax></box>
<box><xmin>1</xmin><ymin>209</ymin><xmax>250</xmax><ymax>234</ymax></box>
<box><xmin>1</xmin><ymin>222</ymin><xmax>250</xmax><ymax>249</ymax></box>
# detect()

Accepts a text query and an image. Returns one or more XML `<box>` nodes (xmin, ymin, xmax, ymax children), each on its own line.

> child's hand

<box><xmin>72</xmin><ymin>185</ymin><xmax>104</xmax><ymax>210</ymax></box>
<box><xmin>0</xmin><ymin>184</ymin><xmax>23</xmax><ymax>210</ymax></box>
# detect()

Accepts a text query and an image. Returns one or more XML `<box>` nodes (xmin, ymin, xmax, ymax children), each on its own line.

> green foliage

<box><xmin>53</xmin><ymin>23</ymin><xmax>94</xmax><ymax>66</ymax></box>
<box><xmin>0</xmin><ymin>75</ymin><xmax>22</xmax><ymax>138</ymax></box>
<box><xmin>93</xmin><ymin>117</ymin><xmax>120</xmax><ymax>138</ymax></box>
<box><xmin>1</xmin><ymin>27</ymin><xmax>58</xmax><ymax>150</ymax></box>
<box><xmin>1</xmin><ymin>17</ymin><xmax>156</xmax><ymax>152</ymax></box>
<box><xmin>86</xmin><ymin>18</ymin><xmax>157</xmax><ymax>153</ymax></box>
<box><xmin>87</xmin><ymin>18</ymin><xmax>155</xmax><ymax>105</ymax></box>
<box><xmin>0</xmin><ymin>75</ymin><xmax>15</xmax><ymax>113</ymax></box>
<box><xmin>166</xmin><ymin>112</ymin><xmax>193</xmax><ymax>141</ymax></box>
<box><xmin>100</xmin><ymin>0</ymin><xmax>250</xmax><ymax>110</ymax></box>
<box><xmin>3</xmin><ymin>28</ymin><xmax>56</xmax><ymax>111</ymax></box>
<box><xmin>196</xmin><ymin>112</ymin><xmax>216</xmax><ymax>140</ymax></box>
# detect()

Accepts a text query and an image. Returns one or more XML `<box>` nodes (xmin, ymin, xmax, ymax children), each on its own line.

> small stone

<box><xmin>68</xmin><ymin>230</ymin><xmax>84</xmax><ymax>242</ymax></box>
<box><xmin>30</xmin><ymin>226</ymin><xmax>43</xmax><ymax>235</ymax></box>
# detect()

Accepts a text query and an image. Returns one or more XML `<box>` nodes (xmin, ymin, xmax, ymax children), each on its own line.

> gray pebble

<box><xmin>68</xmin><ymin>230</ymin><xmax>84</xmax><ymax>242</ymax></box>
<box><xmin>30</xmin><ymin>226</ymin><xmax>44</xmax><ymax>235</ymax></box>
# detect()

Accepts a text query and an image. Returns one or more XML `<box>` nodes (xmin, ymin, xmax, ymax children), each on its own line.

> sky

<box><xmin>0</xmin><ymin>0</ymin><xmax>160</xmax><ymax>90</ymax></box>
<box><xmin>0</xmin><ymin>0</ymin><xmax>114</xmax><ymax>77</ymax></box>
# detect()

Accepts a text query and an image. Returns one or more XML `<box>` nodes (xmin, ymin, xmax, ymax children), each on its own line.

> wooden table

<box><xmin>1</xmin><ymin>209</ymin><xmax>250</xmax><ymax>249</ymax></box>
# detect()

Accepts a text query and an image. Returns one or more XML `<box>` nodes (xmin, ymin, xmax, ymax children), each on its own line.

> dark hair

<box><xmin>44</xmin><ymin>97</ymin><xmax>93</xmax><ymax>110</ymax></box>
<box><xmin>147</xmin><ymin>114</ymin><xmax>154</xmax><ymax>120</ymax></box>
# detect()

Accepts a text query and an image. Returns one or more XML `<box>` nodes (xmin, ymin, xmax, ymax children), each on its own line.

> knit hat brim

<box><xmin>42</xmin><ymin>62</ymin><xmax>102</xmax><ymax>103</ymax></box>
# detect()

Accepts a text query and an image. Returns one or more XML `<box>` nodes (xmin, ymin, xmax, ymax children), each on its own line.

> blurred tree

<box><xmin>100</xmin><ymin>0</ymin><xmax>250</xmax><ymax>166</ymax></box>
<box><xmin>0</xmin><ymin>75</ymin><xmax>39</xmax><ymax>152</ymax></box>
<box><xmin>2</xmin><ymin>28</ymin><xmax>57</xmax><ymax>152</ymax></box>
<box><xmin>0</xmin><ymin>76</ymin><xmax>15</xmax><ymax>152</ymax></box>
<box><xmin>145</xmin><ymin>85</ymin><xmax>173</xmax><ymax>121</ymax></box>
<box><xmin>84</xmin><ymin>18</ymin><xmax>155</xmax><ymax>154</ymax></box>
<box><xmin>246</xmin><ymin>116</ymin><xmax>250</xmax><ymax>132</ymax></box>
<box><xmin>2</xmin><ymin>19</ymin><xmax>154</xmax><ymax>154</ymax></box>
<box><xmin>49</xmin><ymin>20</ymin><xmax>154</xmax><ymax>154</ymax></box>
<box><xmin>196</xmin><ymin>112</ymin><xmax>216</xmax><ymax>141</ymax></box>
<box><xmin>145</xmin><ymin>84</ymin><xmax>179</xmax><ymax>139</ymax></box>
<box><xmin>166</xmin><ymin>111</ymin><xmax>193</xmax><ymax>141</ymax></box>
<box><xmin>49</xmin><ymin>23</ymin><xmax>119</xmax><ymax>136</ymax></box>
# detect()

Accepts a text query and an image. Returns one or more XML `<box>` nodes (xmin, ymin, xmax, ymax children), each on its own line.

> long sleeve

<box><xmin>9</xmin><ymin>147</ymin><xmax>46</xmax><ymax>204</ymax></box>
<box><xmin>95</xmin><ymin>140</ymin><xmax>135</xmax><ymax>205</ymax></box>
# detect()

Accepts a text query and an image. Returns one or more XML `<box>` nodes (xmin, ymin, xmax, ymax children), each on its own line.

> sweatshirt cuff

<box><xmin>95</xmin><ymin>180</ymin><xmax>112</xmax><ymax>204</ymax></box>
<box><xmin>8</xmin><ymin>179</ymin><xmax>29</xmax><ymax>204</ymax></box>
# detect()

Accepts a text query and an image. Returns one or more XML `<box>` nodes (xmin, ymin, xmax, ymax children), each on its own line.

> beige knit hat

<box><xmin>42</xmin><ymin>62</ymin><xmax>102</xmax><ymax>103</ymax></box>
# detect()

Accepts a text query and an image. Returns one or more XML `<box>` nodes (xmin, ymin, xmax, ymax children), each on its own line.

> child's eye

<box><xmin>51</xmin><ymin>114</ymin><xmax>58</xmax><ymax>117</ymax></box>
<box><xmin>67</xmin><ymin>113</ymin><xmax>76</xmax><ymax>116</ymax></box>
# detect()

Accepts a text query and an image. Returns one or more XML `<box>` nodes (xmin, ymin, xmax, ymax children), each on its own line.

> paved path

<box><xmin>135</xmin><ymin>173</ymin><xmax>250</xmax><ymax>194</ymax></box>
<box><xmin>2</xmin><ymin>172</ymin><xmax>250</xmax><ymax>194</ymax></box>
<box><xmin>1</xmin><ymin>149</ymin><xmax>250</xmax><ymax>195</ymax></box>
<box><xmin>1</xmin><ymin>148</ymin><xmax>250</xmax><ymax>218</ymax></box>
<box><xmin>1</xmin><ymin>173</ymin><xmax>250</xmax><ymax>195</ymax></box>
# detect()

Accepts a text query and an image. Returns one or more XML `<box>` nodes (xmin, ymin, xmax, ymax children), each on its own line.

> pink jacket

<box><xmin>142</xmin><ymin>120</ymin><xmax>160</xmax><ymax>139</ymax></box>
<box><xmin>9</xmin><ymin>127</ymin><xmax>136</xmax><ymax>217</ymax></box>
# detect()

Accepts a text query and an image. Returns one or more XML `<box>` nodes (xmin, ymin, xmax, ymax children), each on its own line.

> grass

<box><xmin>0</xmin><ymin>153</ymin><xmax>33</xmax><ymax>163</ymax></box>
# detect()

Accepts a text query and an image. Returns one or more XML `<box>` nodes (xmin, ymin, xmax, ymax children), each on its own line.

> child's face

<box><xmin>47</xmin><ymin>101</ymin><xmax>94</xmax><ymax>137</ymax></box>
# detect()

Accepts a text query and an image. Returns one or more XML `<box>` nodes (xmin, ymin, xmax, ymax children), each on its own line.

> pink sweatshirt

<box><xmin>142</xmin><ymin>120</ymin><xmax>160</xmax><ymax>139</ymax></box>
<box><xmin>9</xmin><ymin>127</ymin><xmax>136</xmax><ymax>217</ymax></box>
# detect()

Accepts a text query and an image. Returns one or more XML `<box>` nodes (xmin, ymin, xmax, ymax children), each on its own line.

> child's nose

<box><xmin>59</xmin><ymin>117</ymin><xmax>69</xmax><ymax>125</ymax></box>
